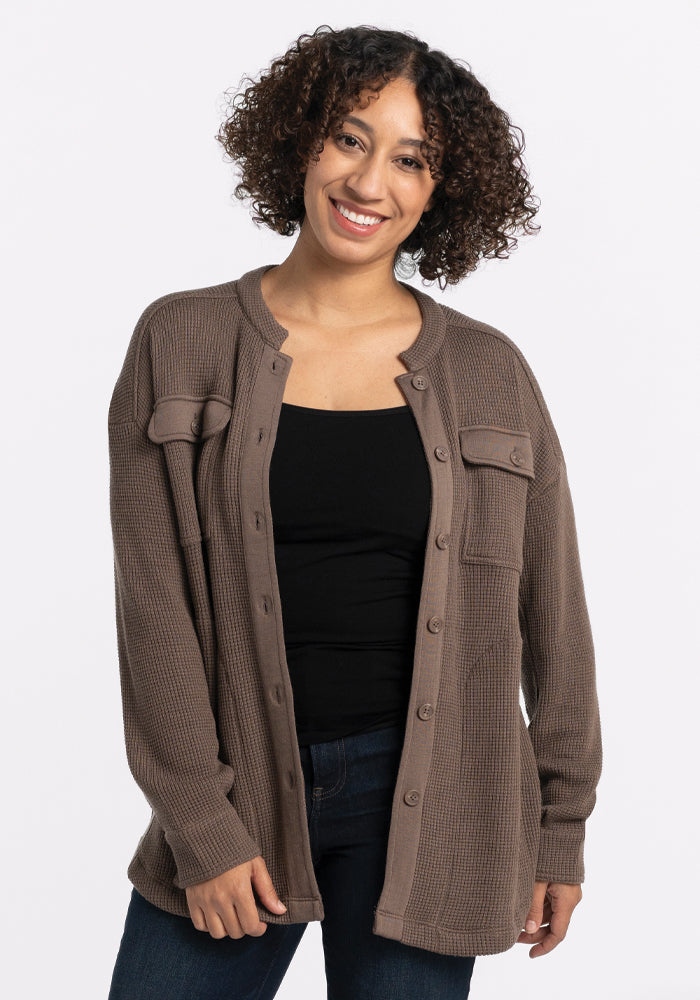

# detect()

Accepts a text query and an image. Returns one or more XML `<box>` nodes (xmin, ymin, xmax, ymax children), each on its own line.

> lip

<box><xmin>330</xmin><ymin>197</ymin><xmax>389</xmax><ymax>222</ymax></box>
<box><xmin>328</xmin><ymin>196</ymin><xmax>389</xmax><ymax>237</ymax></box>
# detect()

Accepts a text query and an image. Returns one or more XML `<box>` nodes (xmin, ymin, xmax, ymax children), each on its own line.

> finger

<box><xmin>204</xmin><ymin>909</ymin><xmax>231</xmax><ymax>941</ymax></box>
<box><xmin>250</xmin><ymin>859</ymin><xmax>288</xmax><ymax>915</ymax></box>
<box><xmin>232</xmin><ymin>882</ymin><xmax>268</xmax><ymax>937</ymax></box>
<box><xmin>548</xmin><ymin>904</ymin><xmax>573</xmax><ymax>942</ymax></box>
<box><xmin>219</xmin><ymin>903</ymin><xmax>246</xmax><ymax>940</ymax></box>
<box><xmin>188</xmin><ymin>903</ymin><xmax>208</xmax><ymax>933</ymax></box>
<box><xmin>529</xmin><ymin>926</ymin><xmax>564</xmax><ymax>958</ymax></box>
<box><xmin>523</xmin><ymin>880</ymin><xmax>549</xmax><ymax>933</ymax></box>
<box><xmin>516</xmin><ymin>923</ymin><xmax>549</xmax><ymax>945</ymax></box>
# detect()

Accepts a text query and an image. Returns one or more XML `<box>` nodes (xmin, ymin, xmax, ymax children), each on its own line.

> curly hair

<box><xmin>215</xmin><ymin>25</ymin><xmax>540</xmax><ymax>288</ymax></box>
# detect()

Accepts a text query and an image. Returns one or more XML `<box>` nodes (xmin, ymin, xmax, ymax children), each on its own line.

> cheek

<box><xmin>305</xmin><ymin>142</ymin><xmax>340</xmax><ymax>180</ymax></box>
<box><xmin>301</xmin><ymin>170</ymin><xmax>326</xmax><ymax>216</ymax></box>
<box><xmin>302</xmin><ymin>162</ymin><xmax>336</xmax><ymax>210</ymax></box>
<box><xmin>396</xmin><ymin>177</ymin><xmax>434</xmax><ymax>217</ymax></box>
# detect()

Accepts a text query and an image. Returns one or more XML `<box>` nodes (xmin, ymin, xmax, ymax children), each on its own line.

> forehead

<box><xmin>342</xmin><ymin>79</ymin><xmax>429</xmax><ymax>139</ymax></box>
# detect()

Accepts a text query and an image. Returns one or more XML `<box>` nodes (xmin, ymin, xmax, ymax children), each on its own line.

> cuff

<box><xmin>165</xmin><ymin>808</ymin><xmax>263</xmax><ymax>889</ymax></box>
<box><xmin>535</xmin><ymin>826</ymin><xmax>586</xmax><ymax>884</ymax></box>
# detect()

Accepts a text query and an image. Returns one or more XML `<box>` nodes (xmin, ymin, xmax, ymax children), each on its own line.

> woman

<box><xmin>107</xmin><ymin>24</ymin><xmax>603</xmax><ymax>999</ymax></box>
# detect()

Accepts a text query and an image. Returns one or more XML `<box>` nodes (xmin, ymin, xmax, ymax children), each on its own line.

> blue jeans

<box><xmin>108</xmin><ymin>723</ymin><xmax>476</xmax><ymax>999</ymax></box>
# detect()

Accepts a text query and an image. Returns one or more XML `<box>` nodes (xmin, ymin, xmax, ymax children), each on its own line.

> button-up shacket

<box><xmin>108</xmin><ymin>263</ymin><xmax>603</xmax><ymax>958</ymax></box>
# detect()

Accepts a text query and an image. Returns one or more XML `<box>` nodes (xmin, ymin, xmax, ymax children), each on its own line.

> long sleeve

<box><xmin>108</xmin><ymin>327</ymin><xmax>263</xmax><ymax>889</ymax></box>
<box><xmin>518</xmin><ymin>457</ymin><xmax>603</xmax><ymax>884</ymax></box>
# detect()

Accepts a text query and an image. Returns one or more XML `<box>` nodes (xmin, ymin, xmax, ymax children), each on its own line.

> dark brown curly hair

<box><xmin>215</xmin><ymin>25</ymin><xmax>540</xmax><ymax>288</ymax></box>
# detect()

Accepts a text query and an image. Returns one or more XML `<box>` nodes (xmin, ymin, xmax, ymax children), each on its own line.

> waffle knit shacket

<box><xmin>107</xmin><ymin>263</ymin><xmax>603</xmax><ymax>957</ymax></box>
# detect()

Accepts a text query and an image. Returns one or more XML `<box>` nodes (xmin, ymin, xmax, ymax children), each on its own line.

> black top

<box><xmin>268</xmin><ymin>401</ymin><xmax>431</xmax><ymax>745</ymax></box>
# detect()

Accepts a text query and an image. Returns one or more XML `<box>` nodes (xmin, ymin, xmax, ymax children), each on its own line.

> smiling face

<box><xmin>299</xmin><ymin>75</ymin><xmax>440</xmax><ymax>268</ymax></box>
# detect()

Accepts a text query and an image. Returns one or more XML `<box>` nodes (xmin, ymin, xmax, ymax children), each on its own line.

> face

<box><xmin>300</xmin><ymin>75</ymin><xmax>440</xmax><ymax>267</ymax></box>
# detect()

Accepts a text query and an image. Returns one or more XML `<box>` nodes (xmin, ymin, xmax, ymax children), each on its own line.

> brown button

<box><xmin>418</xmin><ymin>703</ymin><xmax>434</xmax><ymax>720</ymax></box>
<box><xmin>510</xmin><ymin>449</ymin><xmax>524</xmax><ymax>466</ymax></box>
<box><xmin>436</xmin><ymin>532</ymin><xmax>450</xmax><ymax>549</ymax></box>
<box><xmin>404</xmin><ymin>789</ymin><xmax>420</xmax><ymax>806</ymax></box>
<box><xmin>191</xmin><ymin>417</ymin><xmax>202</xmax><ymax>436</ymax></box>
<box><xmin>411</xmin><ymin>375</ymin><xmax>428</xmax><ymax>390</ymax></box>
<box><xmin>427</xmin><ymin>616</ymin><xmax>444</xmax><ymax>633</ymax></box>
<box><xmin>434</xmin><ymin>446</ymin><xmax>449</xmax><ymax>462</ymax></box>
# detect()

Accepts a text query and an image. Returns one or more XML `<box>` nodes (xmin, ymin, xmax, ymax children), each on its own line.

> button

<box><xmin>404</xmin><ymin>789</ymin><xmax>421</xmax><ymax>806</ymax></box>
<box><xmin>436</xmin><ymin>532</ymin><xmax>450</xmax><ymax>549</ymax></box>
<box><xmin>191</xmin><ymin>417</ymin><xmax>202</xmax><ymax>435</ymax></box>
<box><xmin>418</xmin><ymin>703</ymin><xmax>434</xmax><ymax>720</ymax></box>
<box><xmin>510</xmin><ymin>449</ymin><xmax>525</xmax><ymax>466</ymax></box>
<box><xmin>434</xmin><ymin>446</ymin><xmax>449</xmax><ymax>462</ymax></box>
<box><xmin>411</xmin><ymin>375</ymin><xmax>428</xmax><ymax>390</ymax></box>
<box><xmin>427</xmin><ymin>616</ymin><xmax>444</xmax><ymax>633</ymax></box>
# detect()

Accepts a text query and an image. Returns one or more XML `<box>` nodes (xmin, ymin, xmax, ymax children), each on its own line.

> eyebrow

<box><xmin>342</xmin><ymin>114</ymin><xmax>426</xmax><ymax>149</ymax></box>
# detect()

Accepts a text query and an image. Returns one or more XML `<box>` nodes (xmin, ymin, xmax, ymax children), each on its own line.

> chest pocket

<box><xmin>459</xmin><ymin>424</ymin><xmax>535</xmax><ymax>572</ymax></box>
<box><xmin>147</xmin><ymin>394</ymin><xmax>233</xmax><ymax>444</ymax></box>
<box><xmin>148</xmin><ymin>394</ymin><xmax>233</xmax><ymax>542</ymax></box>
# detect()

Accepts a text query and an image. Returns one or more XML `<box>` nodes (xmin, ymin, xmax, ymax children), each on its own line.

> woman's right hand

<box><xmin>185</xmin><ymin>856</ymin><xmax>288</xmax><ymax>939</ymax></box>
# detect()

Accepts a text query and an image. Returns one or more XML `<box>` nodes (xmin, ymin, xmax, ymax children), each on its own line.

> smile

<box><xmin>329</xmin><ymin>197</ymin><xmax>388</xmax><ymax>232</ymax></box>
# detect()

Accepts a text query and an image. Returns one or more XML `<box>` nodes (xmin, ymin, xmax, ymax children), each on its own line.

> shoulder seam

<box><xmin>123</xmin><ymin>282</ymin><xmax>243</xmax><ymax>421</ymax></box>
<box><xmin>441</xmin><ymin>307</ymin><xmax>561</xmax><ymax>461</ymax></box>
<box><xmin>528</xmin><ymin>458</ymin><xmax>564</xmax><ymax>502</ymax></box>
<box><xmin>107</xmin><ymin>416</ymin><xmax>139</xmax><ymax>430</ymax></box>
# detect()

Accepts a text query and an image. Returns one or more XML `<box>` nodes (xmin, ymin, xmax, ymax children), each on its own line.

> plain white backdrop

<box><xmin>2</xmin><ymin>1</ymin><xmax>698</xmax><ymax>997</ymax></box>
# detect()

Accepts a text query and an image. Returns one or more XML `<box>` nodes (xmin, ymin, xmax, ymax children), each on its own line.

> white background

<box><xmin>2</xmin><ymin>1</ymin><xmax>698</xmax><ymax>997</ymax></box>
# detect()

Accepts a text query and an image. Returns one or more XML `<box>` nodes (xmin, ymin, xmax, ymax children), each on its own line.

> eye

<box><xmin>335</xmin><ymin>132</ymin><xmax>361</xmax><ymax>149</ymax></box>
<box><xmin>334</xmin><ymin>133</ymin><xmax>423</xmax><ymax>171</ymax></box>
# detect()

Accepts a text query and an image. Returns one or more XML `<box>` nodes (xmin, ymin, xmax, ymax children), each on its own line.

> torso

<box><xmin>262</xmin><ymin>276</ymin><xmax>423</xmax><ymax>411</ymax></box>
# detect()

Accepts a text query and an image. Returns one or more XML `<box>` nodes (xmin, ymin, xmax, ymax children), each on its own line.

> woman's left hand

<box><xmin>516</xmin><ymin>880</ymin><xmax>583</xmax><ymax>958</ymax></box>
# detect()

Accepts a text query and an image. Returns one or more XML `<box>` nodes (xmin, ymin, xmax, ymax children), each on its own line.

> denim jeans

<box><xmin>108</xmin><ymin>723</ymin><xmax>476</xmax><ymax>999</ymax></box>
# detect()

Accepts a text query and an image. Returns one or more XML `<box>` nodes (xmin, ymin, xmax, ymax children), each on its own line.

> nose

<box><xmin>345</xmin><ymin>153</ymin><xmax>388</xmax><ymax>203</ymax></box>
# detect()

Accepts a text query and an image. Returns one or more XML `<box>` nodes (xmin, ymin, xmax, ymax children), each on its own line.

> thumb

<box><xmin>251</xmin><ymin>859</ymin><xmax>288</xmax><ymax>913</ymax></box>
<box><xmin>524</xmin><ymin>881</ymin><xmax>548</xmax><ymax>933</ymax></box>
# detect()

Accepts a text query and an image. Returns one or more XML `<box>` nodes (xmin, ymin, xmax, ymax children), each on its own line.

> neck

<box><xmin>262</xmin><ymin>221</ymin><xmax>411</xmax><ymax>328</ymax></box>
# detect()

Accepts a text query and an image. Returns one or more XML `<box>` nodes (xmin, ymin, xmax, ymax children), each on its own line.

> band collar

<box><xmin>235</xmin><ymin>263</ymin><xmax>446</xmax><ymax>372</ymax></box>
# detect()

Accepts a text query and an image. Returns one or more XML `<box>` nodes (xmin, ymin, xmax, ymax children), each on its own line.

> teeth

<box><xmin>333</xmin><ymin>199</ymin><xmax>383</xmax><ymax>226</ymax></box>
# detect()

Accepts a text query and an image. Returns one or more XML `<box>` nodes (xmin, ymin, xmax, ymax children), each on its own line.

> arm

<box><xmin>518</xmin><ymin>453</ymin><xmax>603</xmax><ymax>884</ymax></box>
<box><xmin>108</xmin><ymin>310</ymin><xmax>262</xmax><ymax>890</ymax></box>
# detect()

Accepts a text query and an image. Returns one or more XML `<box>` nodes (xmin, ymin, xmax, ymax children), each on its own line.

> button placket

<box><xmin>235</xmin><ymin>341</ymin><xmax>323</xmax><ymax>905</ymax></box>
<box><xmin>377</xmin><ymin>364</ymin><xmax>455</xmax><ymax>919</ymax></box>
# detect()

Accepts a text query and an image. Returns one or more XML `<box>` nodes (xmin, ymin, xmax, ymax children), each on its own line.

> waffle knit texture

<box><xmin>107</xmin><ymin>263</ymin><xmax>603</xmax><ymax>957</ymax></box>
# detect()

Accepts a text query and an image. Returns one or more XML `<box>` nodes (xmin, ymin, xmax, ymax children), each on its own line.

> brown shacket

<box><xmin>108</xmin><ymin>263</ymin><xmax>603</xmax><ymax>957</ymax></box>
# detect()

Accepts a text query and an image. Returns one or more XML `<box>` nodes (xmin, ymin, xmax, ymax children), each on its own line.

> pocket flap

<box><xmin>147</xmin><ymin>395</ymin><xmax>233</xmax><ymax>444</ymax></box>
<box><xmin>459</xmin><ymin>425</ymin><xmax>535</xmax><ymax>479</ymax></box>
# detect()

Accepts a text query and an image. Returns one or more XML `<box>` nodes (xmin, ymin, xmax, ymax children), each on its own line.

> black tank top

<box><xmin>268</xmin><ymin>401</ymin><xmax>431</xmax><ymax>746</ymax></box>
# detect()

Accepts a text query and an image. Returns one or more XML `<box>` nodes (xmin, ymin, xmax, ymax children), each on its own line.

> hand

<box><xmin>517</xmin><ymin>880</ymin><xmax>583</xmax><ymax>958</ymax></box>
<box><xmin>185</xmin><ymin>856</ymin><xmax>288</xmax><ymax>939</ymax></box>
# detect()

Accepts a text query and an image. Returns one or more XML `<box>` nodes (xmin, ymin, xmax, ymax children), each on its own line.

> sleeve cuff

<box><xmin>535</xmin><ymin>826</ymin><xmax>586</xmax><ymax>884</ymax></box>
<box><xmin>165</xmin><ymin>808</ymin><xmax>264</xmax><ymax>889</ymax></box>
